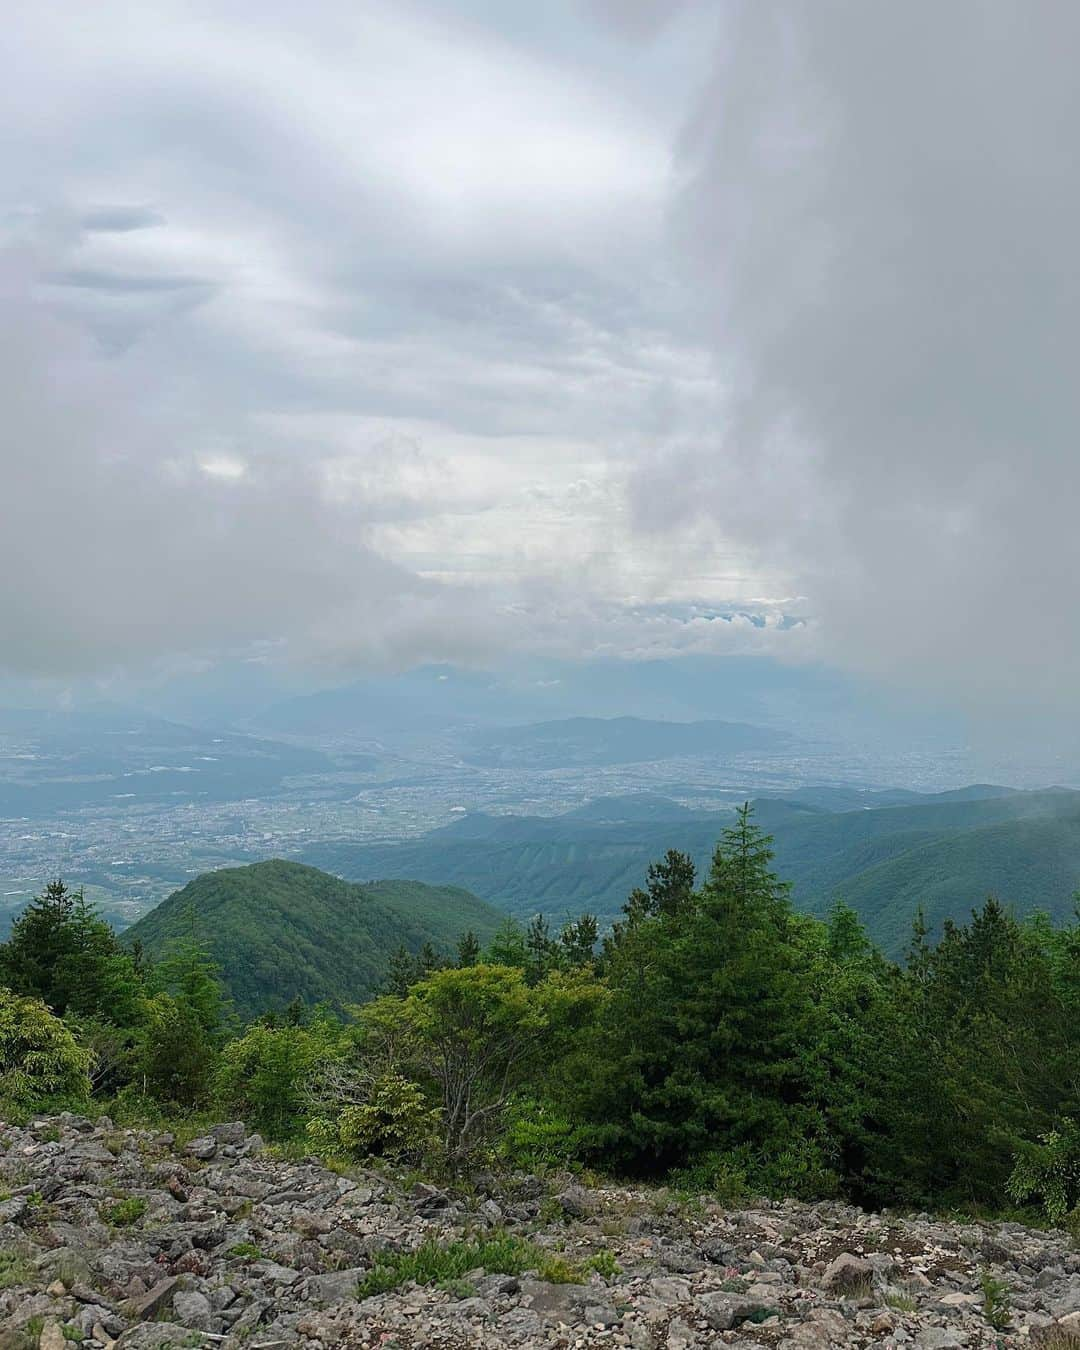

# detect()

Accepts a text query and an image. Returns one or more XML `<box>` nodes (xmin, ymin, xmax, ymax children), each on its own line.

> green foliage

<box><xmin>0</xmin><ymin>1248</ymin><xmax>32</xmax><ymax>1290</ymax></box>
<box><xmin>0</xmin><ymin>881</ymin><xmax>144</xmax><ymax>1025</ymax></box>
<box><xmin>357</xmin><ymin>1234</ymin><xmax>543</xmax><ymax>1297</ymax></box>
<box><xmin>101</xmin><ymin>1196</ymin><xmax>147</xmax><ymax>1227</ymax></box>
<box><xmin>364</xmin><ymin>964</ymin><xmax>604</xmax><ymax>1168</ymax></box>
<box><xmin>456</xmin><ymin>930</ymin><xmax>481</xmax><ymax>967</ymax></box>
<box><xmin>981</xmin><ymin>1270</ymin><xmax>1011</xmax><ymax>1330</ymax></box>
<box><xmin>483</xmin><ymin>919</ymin><xmax>529</xmax><ymax>969</ymax></box>
<box><xmin>148</xmin><ymin>933</ymin><xmax>226</xmax><ymax>1036</ymax></box>
<box><xmin>215</xmin><ymin>1016</ymin><xmax>340</xmax><ymax>1139</ymax></box>
<box><xmin>0</xmin><ymin>988</ymin><xmax>90</xmax><ymax>1106</ymax></box>
<box><xmin>136</xmin><ymin>992</ymin><xmax>218</xmax><ymax>1108</ymax></box>
<box><xmin>227</xmin><ymin>1242</ymin><xmax>263</xmax><ymax>1260</ymax></box>
<box><xmin>309</xmin><ymin>1073</ymin><xmax>439</xmax><ymax>1162</ymax></box>
<box><xmin>867</xmin><ymin>899</ymin><xmax>1078</xmax><ymax>1208</ymax></box>
<box><xmin>559</xmin><ymin>913</ymin><xmax>598</xmax><ymax>967</ymax></box>
<box><xmin>123</xmin><ymin>861</ymin><xmax>504</xmax><ymax>1019</ymax></box>
<box><xmin>499</xmin><ymin>1095</ymin><xmax>587</xmax><ymax>1172</ymax></box>
<box><xmin>1007</xmin><ymin>1120</ymin><xmax>1080</xmax><ymax>1223</ymax></box>
<box><xmin>534</xmin><ymin>1253</ymin><xmax>585</xmax><ymax>1284</ymax></box>
<box><xmin>581</xmin><ymin>805</ymin><xmax>819</xmax><ymax>1177</ymax></box>
<box><xmin>668</xmin><ymin>1151</ymin><xmax>751</xmax><ymax>1206</ymax></box>
<box><xmin>582</xmin><ymin>1249</ymin><xmax>620</xmax><ymax>1278</ymax></box>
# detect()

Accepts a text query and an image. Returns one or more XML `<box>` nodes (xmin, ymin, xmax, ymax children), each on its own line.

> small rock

<box><xmin>37</xmin><ymin>1321</ymin><xmax>67</xmax><ymax>1350</ymax></box>
<box><xmin>172</xmin><ymin>1289</ymin><xmax>213</xmax><ymax>1330</ymax></box>
<box><xmin>207</xmin><ymin>1121</ymin><xmax>246</xmax><ymax>1145</ymax></box>
<box><xmin>555</xmin><ymin>1184</ymin><xmax>593</xmax><ymax>1219</ymax></box>
<box><xmin>171</xmin><ymin>1248</ymin><xmax>209</xmax><ymax>1276</ymax></box>
<box><xmin>823</xmin><ymin>1251</ymin><xmax>875</xmax><ymax>1294</ymax></box>
<box><xmin>698</xmin><ymin>1290</ymin><xmax>779</xmax><ymax>1330</ymax></box>
<box><xmin>914</xmin><ymin>1330</ymin><xmax>968</xmax><ymax>1349</ymax></box>
<box><xmin>183</xmin><ymin>1136</ymin><xmax>217</xmax><ymax>1160</ymax></box>
<box><xmin>0</xmin><ymin>1197</ymin><xmax>28</xmax><ymax>1223</ymax></box>
<box><xmin>127</xmin><ymin>1275</ymin><xmax>179</xmax><ymax>1321</ymax></box>
<box><xmin>306</xmin><ymin>1267</ymin><xmax>366</xmax><ymax>1303</ymax></box>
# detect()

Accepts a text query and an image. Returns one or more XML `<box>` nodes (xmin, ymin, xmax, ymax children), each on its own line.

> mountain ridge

<box><xmin>124</xmin><ymin>859</ymin><xmax>503</xmax><ymax>1018</ymax></box>
<box><xmin>301</xmin><ymin>787</ymin><xmax>1080</xmax><ymax>953</ymax></box>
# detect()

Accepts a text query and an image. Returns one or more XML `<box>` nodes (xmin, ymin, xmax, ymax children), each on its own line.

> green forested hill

<box><xmin>301</xmin><ymin>789</ymin><xmax>1080</xmax><ymax>954</ymax></box>
<box><xmin>813</xmin><ymin>814</ymin><xmax>1080</xmax><ymax>953</ymax></box>
<box><xmin>123</xmin><ymin>860</ymin><xmax>503</xmax><ymax>1019</ymax></box>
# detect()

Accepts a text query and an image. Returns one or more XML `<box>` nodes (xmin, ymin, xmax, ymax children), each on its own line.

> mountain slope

<box><xmin>124</xmin><ymin>860</ymin><xmax>503</xmax><ymax>1018</ymax></box>
<box><xmin>302</xmin><ymin>789</ymin><xmax>1080</xmax><ymax>954</ymax></box>
<box><xmin>811</xmin><ymin>812</ymin><xmax>1080</xmax><ymax>952</ymax></box>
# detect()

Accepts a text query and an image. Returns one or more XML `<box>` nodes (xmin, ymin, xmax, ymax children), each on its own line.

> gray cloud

<box><xmin>20</xmin><ymin>0</ymin><xmax>1044</xmax><ymax>708</ymax></box>
<box><xmin>79</xmin><ymin>207</ymin><xmax>166</xmax><ymax>233</ymax></box>
<box><xmin>634</xmin><ymin>0</ymin><xmax>1080</xmax><ymax>713</ymax></box>
<box><xmin>584</xmin><ymin>0</ymin><xmax>694</xmax><ymax>40</ymax></box>
<box><xmin>3</xmin><ymin>0</ymin><xmax>778</xmax><ymax>682</ymax></box>
<box><xmin>1</xmin><ymin>245</ymin><xmax>510</xmax><ymax>677</ymax></box>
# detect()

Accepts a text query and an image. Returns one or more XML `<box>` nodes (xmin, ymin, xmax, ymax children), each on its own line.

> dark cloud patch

<box><xmin>48</xmin><ymin>268</ymin><xmax>215</xmax><ymax>295</ymax></box>
<box><xmin>79</xmin><ymin>206</ymin><xmax>165</xmax><ymax>233</ymax></box>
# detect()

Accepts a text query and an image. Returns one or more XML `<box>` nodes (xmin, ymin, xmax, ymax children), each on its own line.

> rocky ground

<box><xmin>2</xmin><ymin>1115</ymin><xmax>1079</xmax><ymax>1349</ymax></box>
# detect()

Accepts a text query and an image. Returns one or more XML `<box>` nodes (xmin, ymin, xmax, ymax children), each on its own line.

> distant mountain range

<box><xmin>0</xmin><ymin>704</ymin><xmax>355</xmax><ymax>817</ymax></box>
<box><xmin>462</xmin><ymin>717</ymin><xmax>789</xmax><ymax>769</ymax></box>
<box><xmin>302</xmin><ymin>786</ymin><xmax>1080</xmax><ymax>954</ymax></box>
<box><xmin>123</xmin><ymin>860</ymin><xmax>503</xmax><ymax>1019</ymax></box>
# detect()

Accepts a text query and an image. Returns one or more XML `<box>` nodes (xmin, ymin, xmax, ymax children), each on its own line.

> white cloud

<box><xmin>0</xmin><ymin>0</ymin><xmax>798</xmax><ymax>683</ymax></box>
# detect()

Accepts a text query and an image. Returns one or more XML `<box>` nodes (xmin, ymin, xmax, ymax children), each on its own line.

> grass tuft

<box><xmin>358</xmin><ymin>1234</ymin><xmax>541</xmax><ymax>1298</ymax></box>
<box><xmin>0</xmin><ymin>1248</ymin><xmax>32</xmax><ymax>1290</ymax></box>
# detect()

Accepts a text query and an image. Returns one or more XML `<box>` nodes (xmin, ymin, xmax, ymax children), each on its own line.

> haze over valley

<box><xmin>3</xmin><ymin>657</ymin><xmax>1079</xmax><ymax>946</ymax></box>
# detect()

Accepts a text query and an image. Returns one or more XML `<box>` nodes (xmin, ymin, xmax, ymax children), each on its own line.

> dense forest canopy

<box><xmin>122</xmin><ymin>860</ymin><xmax>505</xmax><ymax>1019</ymax></box>
<box><xmin>2</xmin><ymin>807</ymin><xmax>1079</xmax><ymax>1226</ymax></box>
<box><xmin>301</xmin><ymin>786</ymin><xmax>1080</xmax><ymax>951</ymax></box>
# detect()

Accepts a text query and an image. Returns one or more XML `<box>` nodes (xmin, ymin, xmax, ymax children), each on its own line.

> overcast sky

<box><xmin>4</xmin><ymin>1</ymin><xmax>1077</xmax><ymax>717</ymax></box>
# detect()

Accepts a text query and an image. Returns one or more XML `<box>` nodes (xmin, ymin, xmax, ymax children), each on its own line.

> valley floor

<box><xmin>0</xmin><ymin>1114</ymin><xmax>1075</xmax><ymax>1349</ymax></box>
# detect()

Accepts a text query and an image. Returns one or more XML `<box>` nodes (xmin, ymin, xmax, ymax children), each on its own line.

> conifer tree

<box><xmin>456</xmin><ymin>930</ymin><xmax>481</xmax><ymax>967</ymax></box>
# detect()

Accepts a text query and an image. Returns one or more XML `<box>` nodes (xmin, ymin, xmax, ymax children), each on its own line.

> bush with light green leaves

<box><xmin>0</xmin><ymin>986</ymin><xmax>91</xmax><ymax>1106</ymax></box>
<box><xmin>308</xmin><ymin>1071</ymin><xmax>439</xmax><ymax>1161</ymax></box>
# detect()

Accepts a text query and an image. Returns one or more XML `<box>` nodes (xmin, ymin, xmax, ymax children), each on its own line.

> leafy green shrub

<box><xmin>670</xmin><ymin>1135</ymin><xmax>839</xmax><ymax>1206</ymax></box>
<box><xmin>357</xmin><ymin>1233</ymin><xmax>542</xmax><ymax>1297</ymax></box>
<box><xmin>308</xmin><ymin>1072</ymin><xmax>438</xmax><ymax>1162</ymax></box>
<box><xmin>0</xmin><ymin>988</ymin><xmax>90</xmax><ymax>1106</ymax></box>
<box><xmin>136</xmin><ymin>993</ymin><xmax>217</xmax><ymax>1108</ymax></box>
<box><xmin>752</xmin><ymin>1137</ymin><xmax>842</xmax><ymax>1202</ymax></box>
<box><xmin>500</xmin><ymin>1095</ymin><xmax>587</xmax><ymax>1172</ymax></box>
<box><xmin>359</xmin><ymin>965</ymin><xmax>603</xmax><ymax>1170</ymax></box>
<box><xmin>227</xmin><ymin>1242</ymin><xmax>263</xmax><ymax>1260</ymax></box>
<box><xmin>1007</xmin><ymin>1119</ymin><xmax>1080</xmax><ymax>1223</ymax></box>
<box><xmin>534</xmin><ymin>1253</ymin><xmax>584</xmax><ymax>1285</ymax></box>
<box><xmin>216</xmin><ymin>1019</ymin><xmax>340</xmax><ymax>1139</ymax></box>
<box><xmin>582</xmin><ymin>1249</ymin><xmax>621</xmax><ymax>1278</ymax></box>
<box><xmin>101</xmin><ymin>1196</ymin><xmax>147</xmax><ymax>1227</ymax></box>
<box><xmin>669</xmin><ymin>1149</ymin><xmax>751</xmax><ymax>1206</ymax></box>
<box><xmin>980</xmin><ymin>1269</ymin><xmax>1011</xmax><ymax>1330</ymax></box>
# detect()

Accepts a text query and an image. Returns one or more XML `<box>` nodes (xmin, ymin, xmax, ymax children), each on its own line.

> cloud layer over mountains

<box><xmin>3</xmin><ymin>1</ymin><xmax>1076</xmax><ymax>715</ymax></box>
